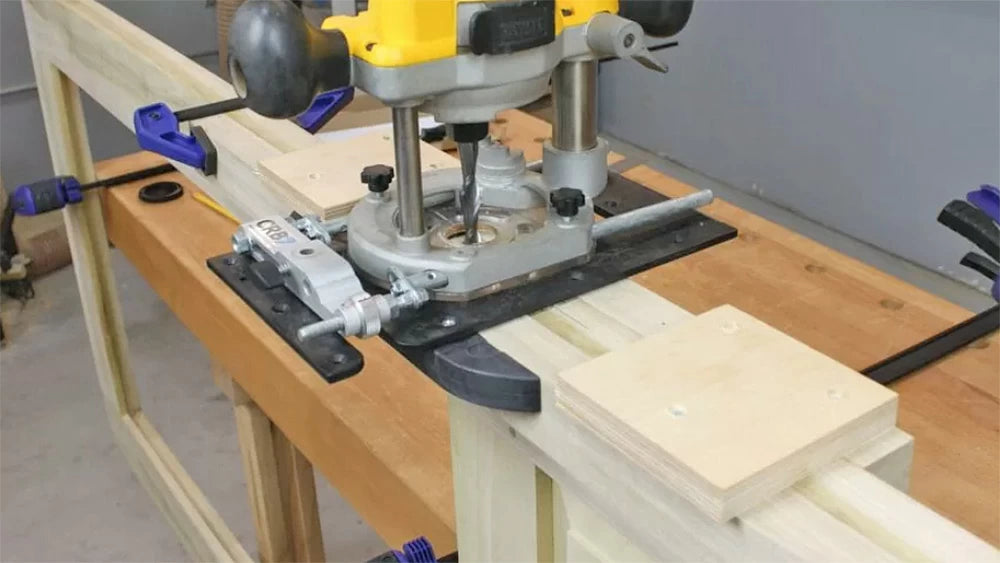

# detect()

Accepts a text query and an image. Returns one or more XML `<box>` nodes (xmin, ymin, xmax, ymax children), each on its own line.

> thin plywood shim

<box><xmin>556</xmin><ymin>304</ymin><xmax>898</xmax><ymax>521</ymax></box>
<box><xmin>258</xmin><ymin>131</ymin><xmax>458</xmax><ymax>220</ymax></box>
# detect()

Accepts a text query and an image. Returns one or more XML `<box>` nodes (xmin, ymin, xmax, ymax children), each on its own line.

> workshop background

<box><xmin>1</xmin><ymin>0</ymin><xmax>998</xmax><ymax>561</ymax></box>
<box><xmin>599</xmin><ymin>0</ymin><xmax>1000</xmax><ymax>289</ymax></box>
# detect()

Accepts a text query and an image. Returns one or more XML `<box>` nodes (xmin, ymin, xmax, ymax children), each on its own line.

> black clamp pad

<box><xmin>399</xmin><ymin>335</ymin><xmax>541</xmax><ymax>412</ymax></box>
<box><xmin>191</xmin><ymin>125</ymin><xmax>218</xmax><ymax>176</ymax></box>
<box><xmin>938</xmin><ymin>199</ymin><xmax>1000</xmax><ymax>261</ymax></box>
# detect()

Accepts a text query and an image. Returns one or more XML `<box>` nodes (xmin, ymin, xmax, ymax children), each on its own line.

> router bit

<box><xmin>449</xmin><ymin>123</ymin><xmax>489</xmax><ymax>245</ymax></box>
<box><xmin>457</xmin><ymin>141</ymin><xmax>479</xmax><ymax>244</ymax></box>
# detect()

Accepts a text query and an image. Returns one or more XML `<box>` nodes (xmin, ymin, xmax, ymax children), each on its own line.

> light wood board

<box><xmin>557</xmin><ymin>304</ymin><xmax>898</xmax><ymax>521</ymax></box>
<box><xmin>259</xmin><ymin>130</ymin><xmax>458</xmax><ymax>220</ymax></box>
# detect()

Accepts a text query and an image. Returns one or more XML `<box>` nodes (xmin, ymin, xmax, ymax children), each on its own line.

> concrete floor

<box><xmin>1</xmin><ymin>252</ymin><xmax>386</xmax><ymax>562</ymax></box>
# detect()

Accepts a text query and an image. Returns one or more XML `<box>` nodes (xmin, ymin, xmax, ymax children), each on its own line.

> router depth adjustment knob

<box><xmin>361</xmin><ymin>164</ymin><xmax>395</xmax><ymax>194</ymax></box>
<box><xmin>550</xmin><ymin>187</ymin><xmax>586</xmax><ymax>218</ymax></box>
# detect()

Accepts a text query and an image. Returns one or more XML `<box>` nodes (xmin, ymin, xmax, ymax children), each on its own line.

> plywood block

<box><xmin>556</xmin><ymin>304</ymin><xmax>898</xmax><ymax>521</ymax></box>
<box><xmin>258</xmin><ymin>131</ymin><xmax>458</xmax><ymax>220</ymax></box>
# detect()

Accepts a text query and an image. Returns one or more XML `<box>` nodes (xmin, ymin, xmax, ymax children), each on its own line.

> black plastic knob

<box><xmin>619</xmin><ymin>0</ymin><xmax>694</xmax><ymax>38</ymax></box>
<box><xmin>228</xmin><ymin>0</ymin><xmax>352</xmax><ymax>118</ymax></box>
<box><xmin>550</xmin><ymin>187</ymin><xmax>586</xmax><ymax>218</ymax></box>
<box><xmin>361</xmin><ymin>164</ymin><xmax>394</xmax><ymax>193</ymax></box>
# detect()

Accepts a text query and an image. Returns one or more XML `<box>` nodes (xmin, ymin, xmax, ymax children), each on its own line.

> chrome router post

<box><xmin>545</xmin><ymin>59</ymin><xmax>609</xmax><ymax>197</ymax></box>
<box><xmin>392</xmin><ymin>106</ymin><xmax>425</xmax><ymax>238</ymax></box>
<box><xmin>552</xmin><ymin>59</ymin><xmax>598</xmax><ymax>151</ymax></box>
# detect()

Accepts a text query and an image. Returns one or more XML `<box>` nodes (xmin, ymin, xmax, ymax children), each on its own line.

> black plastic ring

<box><xmin>138</xmin><ymin>181</ymin><xmax>183</xmax><ymax>204</ymax></box>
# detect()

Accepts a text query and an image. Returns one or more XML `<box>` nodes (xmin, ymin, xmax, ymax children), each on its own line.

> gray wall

<box><xmin>1</xmin><ymin>1</ymin><xmax>219</xmax><ymax>188</ymax></box>
<box><xmin>600</xmin><ymin>1</ymin><xmax>1000</xmax><ymax>287</ymax></box>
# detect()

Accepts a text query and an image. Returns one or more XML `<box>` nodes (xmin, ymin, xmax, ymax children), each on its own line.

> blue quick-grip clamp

<box><xmin>11</xmin><ymin>176</ymin><xmax>82</xmax><ymax>216</ymax></box>
<box><xmin>968</xmin><ymin>185</ymin><xmax>1000</xmax><ymax>301</ymax></box>
<box><xmin>368</xmin><ymin>536</ymin><xmax>436</xmax><ymax>563</ymax></box>
<box><xmin>940</xmin><ymin>184</ymin><xmax>1000</xmax><ymax>301</ymax></box>
<box><xmin>134</xmin><ymin>103</ymin><xmax>217</xmax><ymax>175</ymax></box>
<box><xmin>968</xmin><ymin>185</ymin><xmax>999</xmax><ymax>226</ymax></box>
<box><xmin>294</xmin><ymin>87</ymin><xmax>355</xmax><ymax>133</ymax></box>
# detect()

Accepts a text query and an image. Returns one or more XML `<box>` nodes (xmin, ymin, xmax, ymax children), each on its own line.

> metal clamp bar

<box><xmin>592</xmin><ymin>189</ymin><xmax>714</xmax><ymax>240</ymax></box>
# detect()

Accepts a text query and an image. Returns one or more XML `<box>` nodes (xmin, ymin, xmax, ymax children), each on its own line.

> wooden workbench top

<box><xmin>99</xmin><ymin>110</ymin><xmax>998</xmax><ymax>549</ymax></box>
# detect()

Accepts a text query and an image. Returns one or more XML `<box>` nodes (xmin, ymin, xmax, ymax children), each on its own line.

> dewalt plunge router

<box><xmin>210</xmin><ymin>0</ymin><xmax>736</xmax><ymax>411</ymax></box>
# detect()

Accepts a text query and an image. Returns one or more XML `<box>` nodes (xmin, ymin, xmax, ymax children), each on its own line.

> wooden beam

<box><xmin>846</xmin><ymin>428</ymin><xmax>914</xmax><ymax>493</ymax></box>
<box><xmin>26</xmin><ymin>26</ymin><xmax>140</xmax><ymax>420</ymax></box>
<box><xmin>449</xmin><ymin>396</ymin><xmax>553</xmax><ymax>562</ymax></box>
<box><xmin>796</xmin><ymin>460</ymin><xmax>996</xmax><ymax>561</ymax></box>
<box><xmin>258</xmin><ymin>131</ymin><xmax>458</xmax><ymax>220</ymax></box>
<box><xmin>548</xmin><ymin>429</ymin><xmax>916</xmax><ymax>563</ymax></box>
<box><xmin>128</xmin><ymin>413</ymin><xmax>252</xmax><ymax>562</ymax></box>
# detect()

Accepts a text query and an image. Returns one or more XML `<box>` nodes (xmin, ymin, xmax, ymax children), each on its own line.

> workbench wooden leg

<box><xmin>221</xmin><ymin>369</ymin><xmax>325</xmax><ymax>562</ymax></box>
<box><xmin>273</xmin><ymin>430</ymin><xmax>326</xmax><ymax>562</ymax></box>
<box><xmin>449</xmin><ymin>396</ymin><xmax>553</xmax><ymax>562</ymax></box>
<box><xmin>27</xmin><ymin>39</ymin><xmax>251</xmax><ymax>562</ymax></box>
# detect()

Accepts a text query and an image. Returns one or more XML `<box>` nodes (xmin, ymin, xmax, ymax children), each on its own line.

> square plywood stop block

<box><xmin>555</xmin><ymin>305</ymin><xmax>898</xmax><ymax>521</ymax></box>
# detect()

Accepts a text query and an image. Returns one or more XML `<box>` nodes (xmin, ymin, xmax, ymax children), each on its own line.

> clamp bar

<box><xmin>862</xmin><ymin>304</ymin><xmax>1000</xmax><ymax>385</ymax></box>
<box><xmin>173</xmin><ymin>97</ymin><xmax>246</xmax><ymax>122</ymax></box>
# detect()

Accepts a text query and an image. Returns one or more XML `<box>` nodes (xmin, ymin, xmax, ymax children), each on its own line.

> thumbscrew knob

<box><xmin>550</xmin><ymin>187</ymin><xmax>585</xmax><ymax>218</ymax></box>
<box><xmin>361</xmin><ymin>164</ymin><xmax>394</xmax><ymax>194</ymax></box>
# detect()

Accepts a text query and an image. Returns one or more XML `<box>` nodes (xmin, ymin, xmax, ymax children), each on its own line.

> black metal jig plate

<box><xmin>207</xmin><ymin>253</ymin><xmax>364</xmax><ymax>383</ymax></box>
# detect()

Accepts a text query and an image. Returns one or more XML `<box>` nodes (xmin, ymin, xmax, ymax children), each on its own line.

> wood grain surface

<box><xmin>557</xmin><ymin>305</ymin><xmax>899</xmax><ymax>520</ymax></box>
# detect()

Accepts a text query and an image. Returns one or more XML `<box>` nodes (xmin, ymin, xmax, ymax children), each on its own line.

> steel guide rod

<box><xmin>392</xmin><ymin>106</ymin><xmax>425</xmax><ymax>238</ymax></box>
<box><xmin>552</xmin><ymin>59</ymin><xmax>598</xmax><ymax>152</ymax></box>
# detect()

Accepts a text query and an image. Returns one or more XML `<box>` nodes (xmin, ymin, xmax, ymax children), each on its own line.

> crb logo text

<box><xmin>255</xmin><ymin>219</ymin><xmax>295</xmax><ymax>244</ymax></box>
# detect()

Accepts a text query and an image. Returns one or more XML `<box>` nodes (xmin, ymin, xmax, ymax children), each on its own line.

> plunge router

<box><xmin>205</xmin><ymin>0</ymin><xmax>737</xmax><ymax>411</ymax></box>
